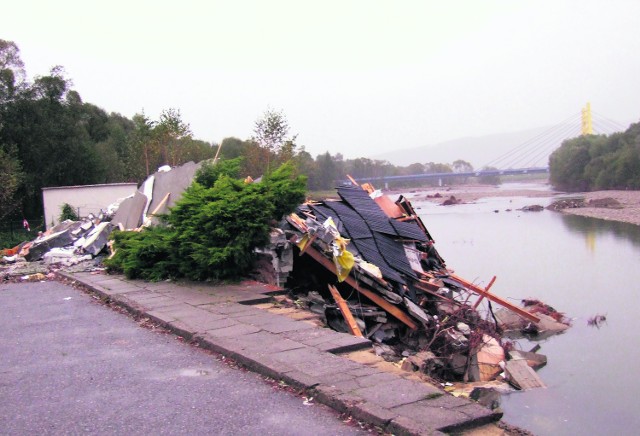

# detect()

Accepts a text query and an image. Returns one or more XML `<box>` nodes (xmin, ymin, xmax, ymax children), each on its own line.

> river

<box><xmin>411</xmin><ymin>184</ymin><xmax>640</xmax><ymax>435</ymax></box>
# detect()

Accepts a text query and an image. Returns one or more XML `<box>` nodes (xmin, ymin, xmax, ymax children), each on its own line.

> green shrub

<box><xmin>105</xmin><ymin>161</ymin><xmax>306</xmax><ymax>281</ymax></box>
<box><xmin>59</xmin><ymin>203</ymin><xmax>79</xmax><ymax>222</ymax></box>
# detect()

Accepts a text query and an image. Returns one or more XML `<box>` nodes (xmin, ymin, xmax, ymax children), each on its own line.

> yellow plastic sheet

<box><xmin>334</xmin><ymin>249</ymin><xmax>354</xmax><ymax>282</ymax></box>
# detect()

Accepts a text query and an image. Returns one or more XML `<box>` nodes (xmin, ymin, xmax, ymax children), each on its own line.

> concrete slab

<box><xmin>290</xmin><ymin>357</ymin><xmax>363</xmax><ymax>378</ymax></box>
<box><xmin>315</xmin><ymin>335</ymin><xmax>372</xmax><ymax>354</ymax></box>
<box><xmin>111</xmin><ymin>190</ymin><xmax>146</xmax><ymax>230</ymax></box>
<box><xmin>204</xmin><ymin>323</ymin><xmax>262</xmax><ymax>338</ymax></box>
<box><xmin>185</xmin><ymin>316</ymin><xmax>239</xmax><ymax>332</ymax></box>
<box><xmin>391</xmin><ymin>399</ymin><xmax>500</xmax><ymax>433</ymax></box>
<box><xmin>207</xmin><ymin>304</ymin><xmax>265</xmax><ymax>317</ymax></box>
<box><xmin>353</xmin><ymin>378</ymin><xmax>442</xmax><ymax>409</ymax></box>
<box><xmin>271</xmin><ymin>347</ymin><xmax>326</xmax><ymax>365</ymax></box>
<box><xmin>147</xmin><ymin>161</ymin><xmax>201</xmax><ymax>215</ymax></box>
<box><xmin>280</xmin><ymin>327</ymin><xmax>338</xmax><ymax>345</ymax></box>
<box><xmin>235</xmin><ymin>331</ymin><xmax>307</xmax><ymax>353</ymax></box>
<box><xmin>131</xmin><ymin>295</ymin><xmax>180</xmax><ymax>309</ymax></box>
<box><xmin>258</xmin><ymin>319</ymin><xmax>317</xmax><ymax>334</ymax></box>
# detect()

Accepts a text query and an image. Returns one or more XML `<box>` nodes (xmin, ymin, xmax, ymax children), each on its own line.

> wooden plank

<box><xmin>346</xmin><ymin>174</ymin><xmax>359</xmax><ymax>186</ymax></box>
<box><xmin>505</xmin><ymin>359</ymin><xmax>546</xmax><ymax>390</ymax></box>
<box><xmin>328</xmin><ymin>285</ymin><xmax>363</xmax><ymax>337</ymax></box>
<box><xmin>149</xmin><ymin>192</ymin><xmax>170</xmax><ymax>216</ymax></box>
<box><xmin>448</xmin><ymin>273</ymin><xmax>540</xmax><ymax>323</ymax></box>
<box><xmin>302</xmin><ymin>245</ymin><xmax>418</xmax><ymax>330</ymax></box>
<box><xmin>472</xmin><ymin>275</ymin><xmax>497</xmax><ymax>309</ymax></box>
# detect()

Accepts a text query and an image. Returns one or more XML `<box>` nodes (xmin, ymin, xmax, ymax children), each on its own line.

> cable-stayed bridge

<box><xmin>356</xmin><ymin>103</ymin><xmax>627</xmax><ymax>184</ymax></box>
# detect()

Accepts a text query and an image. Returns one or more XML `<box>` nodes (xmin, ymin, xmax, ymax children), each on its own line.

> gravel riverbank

<box><xmin>397</xmin><ymin>182</ymin><xmax>640</xmax><ymax>227</ymax></box>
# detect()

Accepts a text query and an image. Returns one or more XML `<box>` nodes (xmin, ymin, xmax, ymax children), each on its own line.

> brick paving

<box><xmin>58</xmin><ymin>271</ymin><xmax>502</xmax><ymax>435</ymax></box>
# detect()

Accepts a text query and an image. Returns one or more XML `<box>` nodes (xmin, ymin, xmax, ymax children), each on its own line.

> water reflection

<box><xmin>560</xmin><ymin>214</ymin><xmax>640</xmax><ymax>248</ymax></box>
<box><xmin>417</xmin><ymin>195</ymin><xmax>640</xmax><ymax>436</ymax></box>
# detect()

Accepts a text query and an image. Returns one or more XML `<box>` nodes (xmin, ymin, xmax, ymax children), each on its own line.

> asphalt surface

<box><xmin>0</xmin><ymin>281</ymin><xmax>367</xmax><ymax>435</ymax></box>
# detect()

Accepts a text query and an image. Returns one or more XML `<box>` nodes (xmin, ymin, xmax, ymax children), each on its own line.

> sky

<box><xmin>4</xmin><ymin>0</ymin><xmax>640</xmax><ymax>160</ymax></box>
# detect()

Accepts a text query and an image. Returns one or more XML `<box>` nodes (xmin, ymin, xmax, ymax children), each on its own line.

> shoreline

<box><xmin>394</xmin><ymin>181</ymin><xmax>640</xmax><ymax>227</ymax></box>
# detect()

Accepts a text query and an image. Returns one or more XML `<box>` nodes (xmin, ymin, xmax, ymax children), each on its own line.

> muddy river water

<box><xmin>410</xmin><ymin>184</ymin><xmax>640</xmax><ymax>435</ymax></box>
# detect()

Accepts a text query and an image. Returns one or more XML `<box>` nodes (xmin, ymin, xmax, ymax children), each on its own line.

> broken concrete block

<box><xmin>450</xmin><ymin>353</ymin><xmax>468</xmax><ymax>376</ymax></box>
<box><xmin>505</xmin><ymin>359</ymin><xmax>546</xmax><ymax>390</ymax></box>
<box><xmin>81</xmin><ymin>222</ymin><xmax>115</xmax><ymax>256</ymax></box>
<box><xmin>403</xmin><ymin>297</ymin><xmax>433</xmax><ymax>326</ymax></box>
<box><xmin>444</xmin><ymin>329</ymin><xmax>469</xmax><ymax>351</ymax></box>
<box><xmin>24</xmin><ymin>229</ymin><xmax>76</xmax><ymax>261</ymax></box>
<box><xmin>535</xmin><ymin>313</ymin><xmax>570</xmax><ymax>336</ymax></box>
<box><xmin>43</xmin><ymin>248</ymin><xmax>92</xmax><ymax>266</ymax></box>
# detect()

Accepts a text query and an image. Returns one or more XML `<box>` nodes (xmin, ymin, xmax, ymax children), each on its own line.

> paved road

<box><xmin>0</xmin><ymin>281</ymin><xmax>365</xmax><ymax>435</ymax></box>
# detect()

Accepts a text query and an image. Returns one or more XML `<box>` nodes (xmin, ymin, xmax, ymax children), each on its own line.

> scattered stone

<box><xmin>519</xmin><ymin>204</ymin><xmax>544</xmax><ymax>212</ymax></box>
<box><xmin>442</xmin><ymin>195</ymin><xmax>462</xmax><ymax>206</ymax></box>
<box><xmin>547</xmin><ymin>198</ymin><xmax>585</xmax><ymax>211</ymax></box>
<box><xmin>588</xmin><ymin>197</ymin><xmax>622</xmax><ymax>208</ymax></box>
<box><xmin>470</xmin><ymin>387</ymin><xmax>502</xmax><ymax>410</ymax></box>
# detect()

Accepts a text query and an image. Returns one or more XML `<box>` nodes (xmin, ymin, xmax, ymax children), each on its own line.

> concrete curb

<box><xmin>57</xmin><ymin>271</ymin><xmax>503</xmax><ymax>435</ymax></box>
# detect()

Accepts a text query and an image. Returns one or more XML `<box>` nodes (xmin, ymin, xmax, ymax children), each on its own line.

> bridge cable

<box><xmin>482</xmin><ymin>112</ymin><xmax>582</xmax><ymax>169</ymax></box>
<box><xmin>522</xmin><ymin>123</ymin><xmax>582</xmax><ymax>167</ymax></box>
<box><xmin>516</xmin><ymin>122</ymin><xmax>582</xmax><ymax>168</ymax></box>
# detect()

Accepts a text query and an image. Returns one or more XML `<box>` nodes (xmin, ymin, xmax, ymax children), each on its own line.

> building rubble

<box><xmin>258</xmin><ymin>179</ymin><xmax>571</xmax><ymax>404</ymax></box>
<box><xmin>1</xmin><ymin>162</ymin><xmax>200</xmax><ymax>278</ymax></box>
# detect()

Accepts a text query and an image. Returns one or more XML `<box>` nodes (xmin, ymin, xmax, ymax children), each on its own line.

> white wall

<box><xmin>42</xmin><ymin>183</ymin><xmax>137</xmax><ymax>229</ymax></box>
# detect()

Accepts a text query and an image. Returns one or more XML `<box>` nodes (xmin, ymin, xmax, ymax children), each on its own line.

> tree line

<box><xmin>1</xmin><ymin>38</ymin><xmax>481</xmax><ymax>226</ymax></box>
<box><xmin>549</xmin><ymin>121</ymin><xmax>640</xmax><ymax>191</ymax></box>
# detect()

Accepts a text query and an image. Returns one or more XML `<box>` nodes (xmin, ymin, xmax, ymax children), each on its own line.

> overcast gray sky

<box><xmin>4</xmin><ymin>0</ymin><xmax>640</xmax><ymax>159</ymax></box>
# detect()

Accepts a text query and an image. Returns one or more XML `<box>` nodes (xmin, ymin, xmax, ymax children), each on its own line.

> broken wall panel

<box><xmin>147</xmin><ymin>161</ymin><xmax>201</xmax><ymax>216</ymax></box>
<box><xmin>111</xmin><ymin>191</ymin><xmax>147</xmax><ymax>230</ymax></box>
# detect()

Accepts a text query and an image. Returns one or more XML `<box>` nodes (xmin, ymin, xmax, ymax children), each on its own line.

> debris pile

<box><xmin>1</xmin><ymin>162</ymin><xmax>201</xmax><ymax>277</ymax></box>
<box><xmin>274</xmin><ymin>178</ymin><xmax>570</xmax><ymax>395</ymax></box>
<box><xmin>1</xmin><ymin>215</ymin><xmax>113</xmax><ymax>278</ymax></box>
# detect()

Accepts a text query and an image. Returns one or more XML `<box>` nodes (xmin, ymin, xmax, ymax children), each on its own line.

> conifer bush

<box><xmin>105</xmin><ymin>161</ymin><xmax>306</xmax><ymax>281</ymax></box>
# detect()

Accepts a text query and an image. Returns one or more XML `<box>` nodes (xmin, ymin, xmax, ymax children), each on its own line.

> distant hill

<box><xmin>371</xmin><ymin>126</ymin><xmax>562</xmax><ymax>169</ymax></box>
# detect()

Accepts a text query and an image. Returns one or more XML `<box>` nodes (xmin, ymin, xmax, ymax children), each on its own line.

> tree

<box><xmin>452</xmin><ymin>159</ymin><xmax>473</xmax><ymax>184</ymax></box>
<box><xmin>478</xmin><ymin>167</ymin><xmax>501</xmax><ymax>185</ymax></box>
<box><xmin>252</xmin><ymin>108</ymin><xmax>297</xmax><ymax>174</ymax></box>
<box><xmin>130</xmin><ymin>113</ymin><xmax>156</xmax><ymax>178</ymax></box>
<box><xmin>0</xmin><ymin>39</ymin><xmax>26</xmax><ymax>103</ymax></box>
<box><xmin>315</xmin><ymin>152</ymin><xmax>337</xmax><ymax>189</ymax></box>
<box><xmin>452</xmin><ymin>159</ymin><xmax>473</xmax><ymax>173</ymax></box>
<box><xmin>155</xmin><ymin>108</ymin><xmax>192</xmax><ymax>167</ymax></box>
<box><xmin>0</xmin><ymin>145</ymin><xmax>23</xmax><ymax>220</ymax></box>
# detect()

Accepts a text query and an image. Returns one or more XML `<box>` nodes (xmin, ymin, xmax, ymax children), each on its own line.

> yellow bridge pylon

<box><xmin>581</xmin><ymin>102</ymin><xmax>593</xmax><ymax>135</ymax></box>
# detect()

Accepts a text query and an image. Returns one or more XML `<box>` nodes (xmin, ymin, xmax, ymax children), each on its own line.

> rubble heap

<box><xmin>1</xmin><ymin>162</ymin><xmax>202</xmax><ymax>277</ymax></box>
<box><xmin>269</xmin><ymin>180</ymin><xmax>570</xmax><ymax>393</ymax></box>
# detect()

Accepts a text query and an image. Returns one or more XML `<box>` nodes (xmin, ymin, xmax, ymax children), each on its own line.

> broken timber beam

<box><xmin>472</xmin><ymin>275</ymin><xmax>497</xmax><ymax>309</ymax></box>
<box><xmin>448</xmin><ymin>273</ymin><xmax>540</xmax><ymax>323</ymax></box>
<box><xmin>301</xmin><ymin>245</ymin><xmax>418</xmax><ymax>330</ymax></box>
<box><xmin>328</xmin><ymin>285</ymin><xmax>364</xmax><ymax>337</ymax></box>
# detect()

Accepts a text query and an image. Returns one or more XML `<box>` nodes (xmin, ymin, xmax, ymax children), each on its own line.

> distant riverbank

<box><xmin>397</xmin><ymin>182</ymin><xmax>640</xmax><ymax>227</ymax></box>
